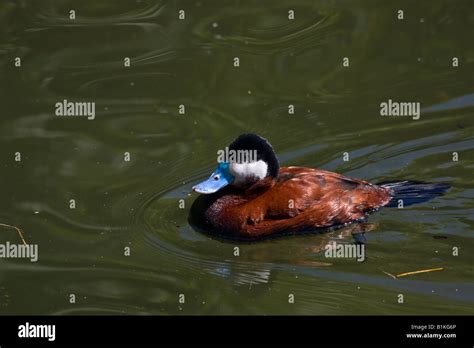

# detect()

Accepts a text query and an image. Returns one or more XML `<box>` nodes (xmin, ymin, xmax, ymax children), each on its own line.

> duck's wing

<box><xmin>239</xmin><ymin>167</ymin><xmax>391</xmax><ymax>238</ymax></box>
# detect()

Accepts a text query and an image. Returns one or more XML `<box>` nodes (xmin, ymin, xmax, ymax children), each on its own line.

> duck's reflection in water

<box><xmin>202</xmin><ymin>222</ymin><xmax>376</xmax><ymax>287</ymax></box>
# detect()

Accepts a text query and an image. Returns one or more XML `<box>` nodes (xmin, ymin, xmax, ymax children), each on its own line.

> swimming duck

<box><xmin>190</xmin><ymin>134</ymin><xmax>449</xmax><ymax>240</ymax></box>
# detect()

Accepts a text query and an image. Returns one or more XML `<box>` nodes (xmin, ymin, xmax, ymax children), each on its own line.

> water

<box><xmin>0</xmin><ymin>0</ymin><xmax>473</xmax><ymax>315</ymax></box>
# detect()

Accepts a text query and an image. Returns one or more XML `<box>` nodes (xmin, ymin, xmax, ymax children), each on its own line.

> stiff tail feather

<box><xmin>378</xmin><ymin>180</ymin><xmax>450</xmax><ymax>207</ymax></box>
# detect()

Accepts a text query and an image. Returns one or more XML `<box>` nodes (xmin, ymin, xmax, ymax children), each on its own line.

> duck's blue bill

<box><xmin>192</xmin><ymin>163</ymin><xmax>234</xmax><ymax>194</ymax></box>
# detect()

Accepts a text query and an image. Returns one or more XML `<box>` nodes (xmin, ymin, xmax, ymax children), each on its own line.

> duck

<box><xmin>189</xmin><ymin>134</ymin><xmax>449</xmax><ymax>240</ymax></box>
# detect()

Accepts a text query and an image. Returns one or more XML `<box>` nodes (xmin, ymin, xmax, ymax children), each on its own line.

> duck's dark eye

<box><xmin>213</xmin><ymin>175</ymin><xmax>220</xmax><ymax>181</ymax></box>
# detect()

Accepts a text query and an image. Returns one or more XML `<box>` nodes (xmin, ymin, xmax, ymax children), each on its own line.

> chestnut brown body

<box><xmin>190</xmin><ymin>167</ymin><xmax>392</xmax><ymax>239</ymax></box>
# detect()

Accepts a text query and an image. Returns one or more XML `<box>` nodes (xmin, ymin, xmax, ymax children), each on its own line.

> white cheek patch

<box><xmin>229</xmin><ymin>160</ymin><xmax>268</xmax><ymax>184</ymax></box>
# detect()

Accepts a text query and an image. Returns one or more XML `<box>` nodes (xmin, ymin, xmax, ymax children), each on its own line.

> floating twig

<box><xmin>396</xmin><ymin>268</ymin><xmax>444</xmax><ymax>278</ymax></box>
<box><xmin>0</xmin><ymin>223</ymin><xmax>27</xmax><ymax>245</ymax></box>
<box><xmin>382</xmin><ymin>270</ymin><xmax>397</xmax><ymax>280</ymax></box>
<box><xmin>382</xmin><ymin>268</ymin><xmax>444</xmax><ymax>279</ymax></box>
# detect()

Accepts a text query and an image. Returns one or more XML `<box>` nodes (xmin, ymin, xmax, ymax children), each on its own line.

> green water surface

<box><xmin>0</xmin><ymin>0</ymin><xmax>473</xmax><ymax>315</ymax></box>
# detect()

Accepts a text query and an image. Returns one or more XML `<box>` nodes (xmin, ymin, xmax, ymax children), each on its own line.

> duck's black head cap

<box><xmin>228</xmin><ymin>133</ymin><xmax>280</xmax><ymax>178</ymax></box>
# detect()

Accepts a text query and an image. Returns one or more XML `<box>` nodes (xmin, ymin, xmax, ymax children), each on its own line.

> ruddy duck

<box><xmin>190</xmin><ymin>134</ymin><xmax>449</xmax><ymax>240</ymax></box>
